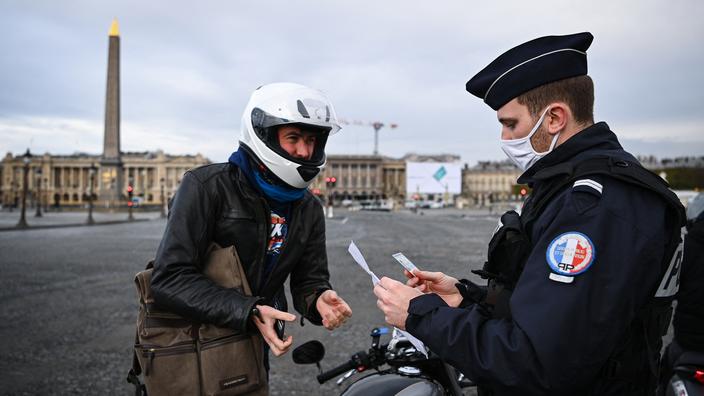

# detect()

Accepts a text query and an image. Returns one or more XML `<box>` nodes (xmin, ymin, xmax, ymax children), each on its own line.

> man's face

<box><xmin>497</xmin><ymin>98</ymin><xmax>552</xmax><ymax>152</ymax></box>
<box><xmin>278</xmin><ymin>125</ymin><xmax>317</xmax><ymax>160</ymax></box>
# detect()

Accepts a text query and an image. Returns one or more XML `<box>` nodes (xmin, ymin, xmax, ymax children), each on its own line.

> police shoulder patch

<box><xmin>546</xmin><ymin>231</ymin><xmax>596</xmax><ymax>276</ymax></box>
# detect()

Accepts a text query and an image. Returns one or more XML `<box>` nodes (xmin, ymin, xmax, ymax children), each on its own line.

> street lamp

<box><xmin>35</xmin><ymin>166</ymin><xmax>43</xmax><ymax>217</ymax></box>
<box><xmin>87</xmin><ymin>163</ymin><xmax>97</xmax><ymax>225</ymax></box>
<box><xmin>16</xmin><ymin>149</ymin><xmax>31</xmax><ymax>228</ymax></box>
<box><xmin>9</xmin><ymin>180</ymin><xmax>16</xmax><ymax>213</ymax></box>
<box><xmin>159</xmin><ymin>177</ymin><xmax>166</xmax><ymax>218</ymax></box>
<box><xmin>141</xmin><ymin>169</ymin><xmax>147</xmax><ymax>200</ymax></box>
<box><xmin>43</xmin><ymin>178</ymin><xmax>48</xmax><ymax>212</ymax></box>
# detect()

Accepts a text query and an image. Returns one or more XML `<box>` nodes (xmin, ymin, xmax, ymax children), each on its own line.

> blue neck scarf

<box><xmin>228</xmin><ymin>149</ymin><xmax>306</xmax><ymax>204</ymax></box>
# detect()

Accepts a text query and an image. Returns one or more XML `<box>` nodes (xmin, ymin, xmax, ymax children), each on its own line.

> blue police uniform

<box><xmin>405</xmin><ymin>122</ymin><xmax>684</xmax><ymax>395</ymax></box>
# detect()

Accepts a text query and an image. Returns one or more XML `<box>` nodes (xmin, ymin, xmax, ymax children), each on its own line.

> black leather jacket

<box><xmin>151</xmin><ymin>162</ymin><xmax>331</xmax><ymax>333</ymax></box>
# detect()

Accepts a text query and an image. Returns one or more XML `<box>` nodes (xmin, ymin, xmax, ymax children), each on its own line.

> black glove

<box><xmin>455</xmin><ymin>279</ymin><xmax>488</xmax><ymax>309</ymax></box>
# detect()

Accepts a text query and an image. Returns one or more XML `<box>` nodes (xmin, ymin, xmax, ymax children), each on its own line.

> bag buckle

<box><xmin>126</xmin><ymin>369</ymin><xmax>146</xmax><ymax>396</ymax></box>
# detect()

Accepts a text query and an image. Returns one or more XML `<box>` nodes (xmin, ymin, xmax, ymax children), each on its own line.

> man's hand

<box><xmin>404</xmin><ymin>269</ymin><xmax>463</xmax><ymax>308</ymax></box>
<box><xmin>373</xmin><ymin>277</ymin><xmax>423</xmax><ymax>330</ymax></box>
<box><xmin>251</xmin><ymin>305</ymin><xmax>296</xmax><ymax>356</ymax></box>
<box><xmin>316</xmin><ymin>290</ymin><xmax>352</xmax><ymax>330</ymax></box>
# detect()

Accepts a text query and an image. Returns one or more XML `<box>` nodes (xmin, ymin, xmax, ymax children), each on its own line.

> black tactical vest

<box><xmin>475</xmin><ymin>156</ymin><xmax>686</xmax><ymax>396</ymax></box>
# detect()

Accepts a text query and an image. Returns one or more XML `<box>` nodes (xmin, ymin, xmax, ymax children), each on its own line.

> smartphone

<box><xmin>272</xmin><ymin>298</ymin><xmax>286</xmax><ymax>340</ymax></box>
<box><xmin>275</xmin><ymin>319</ymin><xmax>285</xmax><ymax>340</ymax></box>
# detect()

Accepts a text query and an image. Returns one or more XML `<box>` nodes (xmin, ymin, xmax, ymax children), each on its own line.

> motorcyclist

<box><xmin>151</xmin><ymin>83</ymin><xmax>353</xmax><ymax>391</ymax></box>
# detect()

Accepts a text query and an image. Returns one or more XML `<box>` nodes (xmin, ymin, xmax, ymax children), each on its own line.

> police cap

<box><xmin>466</xmin><ymin>32</ymin><xmax>594</xmax><ymax>110</ymax></box>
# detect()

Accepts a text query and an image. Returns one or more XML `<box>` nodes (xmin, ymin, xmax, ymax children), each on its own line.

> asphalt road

<box><xmin>0</xmin><ymin>207</ymin><xmax>674</xmax><ymax>395</ymax></box>
<box><xmin>0</xmin><ymin>208</ymin><xmax>496</xmax><ymax>395</ymax></box>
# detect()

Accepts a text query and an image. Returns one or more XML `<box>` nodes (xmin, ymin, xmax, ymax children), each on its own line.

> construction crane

<box><xmin>337</xmin><ymin>118</ymin><xmax>398</xmax><ymax>155</ymax></box>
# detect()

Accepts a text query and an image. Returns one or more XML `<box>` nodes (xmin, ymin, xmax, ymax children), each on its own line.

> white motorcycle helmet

<box><xmin>240</xmin><ymin>82</ymin><xmax>341</xmax><ymax>189</ymax></box>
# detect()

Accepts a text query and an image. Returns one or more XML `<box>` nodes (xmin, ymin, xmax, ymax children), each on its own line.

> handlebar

<box><xmin>317</xmin><ymin>359</ymin><xmax>357</xmax><ymax>384</ymax></box>
<box><xmin>317</xmin><ymin>350</ymin><xmax>372</xmax><ymax>384</ymax></box>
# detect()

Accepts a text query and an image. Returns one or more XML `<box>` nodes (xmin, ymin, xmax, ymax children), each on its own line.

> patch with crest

<box><xmin>546</xmin><ymin>232</ymin><xmax>595</xmax><ymax>276</ymax></box>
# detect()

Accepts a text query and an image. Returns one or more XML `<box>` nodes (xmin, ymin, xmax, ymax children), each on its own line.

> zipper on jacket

<box><xmin>252</xmin><ymin>196</ymin><xmax>270</xmax><ymax>294</ymax></box>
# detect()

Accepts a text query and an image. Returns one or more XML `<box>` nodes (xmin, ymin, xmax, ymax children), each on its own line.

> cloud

<box><xmin>0</xmin><ymin>116</ymin><xmax>102</xmax><ymax>155</ymax></box>
<box><xmin>615</xmin><ymin>119</ymin><xmax>704</xmax><ymax>143</ymax></box>
<box><xmin>1</xmin><ymin>0</ymin><xmax>703</xmax><ymax>165</ymax></box>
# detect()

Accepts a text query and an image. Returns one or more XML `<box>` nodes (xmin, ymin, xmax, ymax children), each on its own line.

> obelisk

<box><xmin>100</xmin><ymin>18</ymin><xmax>124</xmax><ymax>208</ymax></box>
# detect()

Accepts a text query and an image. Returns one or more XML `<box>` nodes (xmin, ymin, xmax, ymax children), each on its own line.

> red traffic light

<box><xmin>325</xmin><ymin>177</ymin><xmax>331</xmax><ymax>183</ymax></box>
<box><xmin>127</xmin><ymin>185</ymin><xmax>134</xmax><ymax>193</ymax></box>
<box><xmin>127</xmin><ymin>201</ymin><xmax>133</xmax><ymax>207</ymax></box>
<box><xmin>520</xmin><ymin>188</ymin><xmax>527</xmax><ymax>196</ymax></box>
<box><xmin>330</xmin><ymin>177</ymin><xmax>337</xmax><ymax>183</ymax></box>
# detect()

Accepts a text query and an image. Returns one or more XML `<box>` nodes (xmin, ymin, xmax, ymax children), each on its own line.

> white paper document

<box><xmin>347</xmin><ymin>241</ymin><xmax>428</xmax><ymax>357</ymax></box>
<box><xmin>348</xmin><ymin>240</ymin><xmax>381</xmax><ymax>285</ymax></box>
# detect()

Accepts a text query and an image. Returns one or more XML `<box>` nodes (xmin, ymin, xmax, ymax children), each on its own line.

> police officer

<box><xmin>373</xmin><ymin>33</ymin><xmax>686</xmax><ymax>395</ymax></box>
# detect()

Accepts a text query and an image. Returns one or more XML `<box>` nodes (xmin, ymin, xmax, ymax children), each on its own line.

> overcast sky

<box><xmin>1</xmin><ymin>0</ymin><xmax>703</xmax><ymax>165</ymax></box>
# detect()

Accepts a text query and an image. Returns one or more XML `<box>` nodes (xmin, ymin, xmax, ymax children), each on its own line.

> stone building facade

<box><xmin>0</xmin><ymin>150</ymin><xmax>208</xmax><ymax>209</ymax></box>
<box><xmin>309</xmin><ymin>155</ymin><xmax>385</xmax><ymax>201</ymax></box>
<box><xmin>308</xmin><ymin>154</ymin><xmax>459</xmax><ymax>203</ymax></box>
<box><xmin>462</xmin><ymin>160</ymin><xmax>523</xmax><ymax>205</ymax></box>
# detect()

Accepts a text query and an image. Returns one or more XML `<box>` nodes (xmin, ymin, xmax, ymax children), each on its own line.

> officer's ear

<box><xmin>545</xmin><ymin>103</ymin><xmax>570</xmax><ymax>136</ymax></box>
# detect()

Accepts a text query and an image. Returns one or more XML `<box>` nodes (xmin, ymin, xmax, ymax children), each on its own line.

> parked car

<box><xmin>360</xmin><ymin>199</ymin><xmax>393</xmax><ymax>212</ymax></box>
<box><xmin>404</xmin><ymin>200</ymin><xmax>419</xmax><ymax>209</ymax></box>
<box><xmin>130</xmin><ymin>197</ymin><xmax>144</xmax><ymax>208</ymax></box>
<box><xmin>419</xmin><ymin>200</ymin><xmax>444</xmax><ymax>209</ymax></box>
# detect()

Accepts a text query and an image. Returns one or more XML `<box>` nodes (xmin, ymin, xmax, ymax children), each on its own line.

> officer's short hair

<box><xmin>516</xmin><ymin>75</ymin><xmax>595</xmax><ymax>125</ymax></box>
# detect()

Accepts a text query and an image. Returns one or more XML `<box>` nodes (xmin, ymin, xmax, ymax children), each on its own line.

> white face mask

<box><xmin>500</xmin><ymin>107</ymin><xmax>560</xmax><ymax>171</ymax></box>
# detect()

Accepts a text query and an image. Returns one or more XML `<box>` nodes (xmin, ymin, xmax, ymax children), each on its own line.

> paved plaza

<box><xmin>0</xmin><ymin>209</ymin><xmax>163</xmax><ymax>230</ymax></box>
<box><xmin>0</xmin><ymin>208</ymin><xmax>497</xmax><ymax>395</ymax></box>
<box><xmin>0</xmin><ymin>208</ymin><xmax>674</xmax><ymax>395</ymax></box>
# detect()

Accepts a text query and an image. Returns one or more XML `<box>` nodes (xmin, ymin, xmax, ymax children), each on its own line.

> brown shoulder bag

<box><xmin>127</xmin><ymin>243</ymin><xmax>268</xmax><ymax>396</ymax></box>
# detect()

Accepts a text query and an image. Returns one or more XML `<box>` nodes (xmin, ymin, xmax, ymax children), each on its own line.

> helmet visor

<box><xmin>252</xmin><ymin>108</ymin><xmax>330</xmax><ymax>166</ymax></box>
<box><xmin>251</xmin><ymin>86</ymin><xmax>341</xmax><ymax>135</ymax></box>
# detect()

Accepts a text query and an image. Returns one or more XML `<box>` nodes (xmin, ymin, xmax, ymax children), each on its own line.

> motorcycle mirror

<box><xmin>292</xmin><ymin>340</ymin><xmax>325</xmax><ymax>365</ymax></box>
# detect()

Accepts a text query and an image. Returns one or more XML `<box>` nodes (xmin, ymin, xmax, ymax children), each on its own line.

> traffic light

<box><xmin>127</xmin><ymin>184</ymin><xmax>134</xmax><ymax>206</ymax></box>
<box><xmin>325</xmin><ymin>176</ymin><xmax>337</xmax><ymax>188</ymax></box>
<box><xmin>520</xmin><ymin>188</ymin><xmax>528</xmax><ymax>199</ymax></box>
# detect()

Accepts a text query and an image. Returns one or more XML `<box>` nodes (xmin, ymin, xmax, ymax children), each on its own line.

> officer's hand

<box><xmin>404</xmin><ymin>269</ymin><xmax>463</xmax><ymax>308</ymax></box>
<box><xmin>251</xmin><ymin>305</ymin><xmax>296</xmax><ymax>356</ymax></box>
<box><xmin>316</xmin><ymin>290</ymin><xmax>352</xmax><ymax>330</ymax></box>
<box><xmin>374</xmin><ymin>277</ymin><xmax>423</xmax><ymax>330</ymax></box>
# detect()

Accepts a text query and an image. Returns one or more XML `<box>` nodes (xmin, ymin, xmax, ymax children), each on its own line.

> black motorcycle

<box><xmin>292</xmin><ymin>327</ymin><xmax>475</xmax><ymax>396</ymax></box>
<box><xmin>660</xmin><ymin>349</ymin><xmax>704</xmax><ymax>396</ymax></box>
